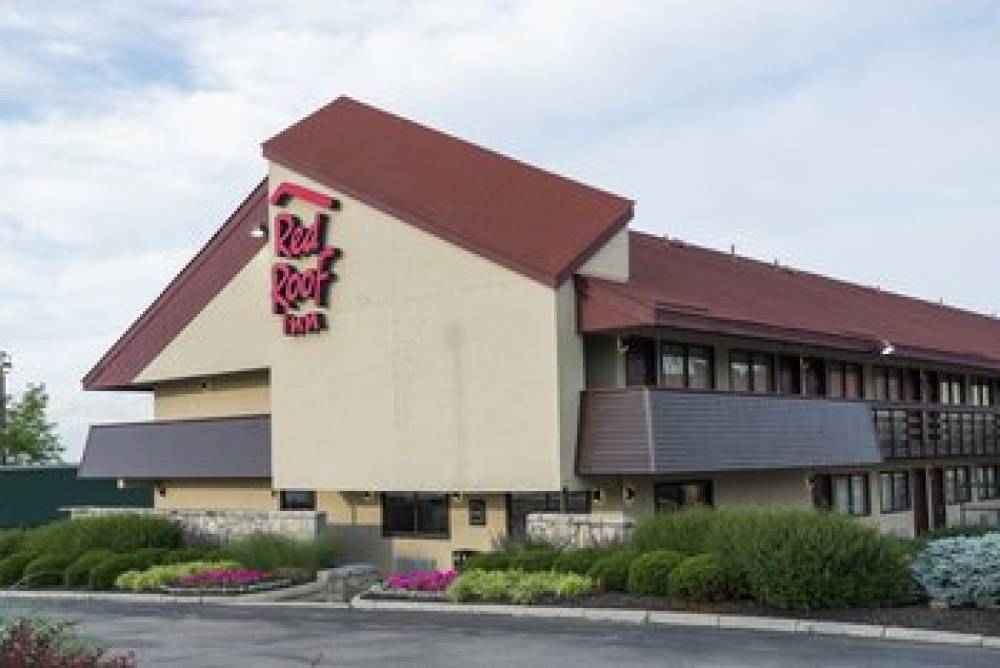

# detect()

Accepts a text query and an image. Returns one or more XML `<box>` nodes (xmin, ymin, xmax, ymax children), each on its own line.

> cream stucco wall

<box><xmin>136</xmin><ymin>162</ymin><xmax>607</xmax><ymax>493</ymax></box>
<box><xmin>153</xmin><ymin>370</ymin><xmax>270</xmax><ymax>420</ymax></box>
<box><xmin>154</xmin><ymin>480</ymin><xmax>276</xmax><ymax>511</ymax></box>
<box><xmin>576</xmin><ymin>227</ymin><xmax>629</xmax><ymax>282</ymax></box>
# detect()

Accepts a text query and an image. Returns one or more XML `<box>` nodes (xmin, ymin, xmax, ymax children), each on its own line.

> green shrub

<box><xmin>460</xmin><ymin>551</ymin><xmax>512</xmax><ymax>572</ymax></box>
<box><xmin>115</xmin><ymin>560</ymin><xmax>242</xmax><ymax>592</ymax></box>
<box><xmin>588</xmin><ymin>550</ymin><xmax>637</xmax><ymax>592</ymax></box>
<box><xmin>632</xmin><ymin>508</ymin><xmax>912</xmax><ymax>610</ymax></box>
<box><xmin>627</xmin><ymin>549</ymin><xmax>683</xmax><ymax>596</ymax></box>
<box><xmin>0</xmin><ymin>552</ymin><xmax>38</xmax><ymax>587</ymax></box>
<box><xmin>22</xmin><ymin>553</ymin><xmax>80</xmax><ymax>588</ymax></box>
<box><xmin>23</xmin><ymin>514</ymin><xmax>183</xmax><ymax>556</ymax></box>
<box><xmin>508</xmin><ymin>548</ymin><xmax>559</xmax><ymax>573</ymax></box>
<box><xmin>219</xmin><ymin>532</ymin><xmax>333</xmax><ymax>575</ymax></box>
<box><xmin>668</xmin><ymin>553</ymin><xmax>737</xmax><ymax>602</ymax></box>
<box><xmin>553</xmin><ymin>548</ymin><xmax>615</xmax><ymax>575</ymax></box>
<box><xmin>447</xmin><ymin>570</ymin><xmax>593</xmax><ymax>603</ymax></box>
<box><xmin>64</xmin><ymin>550</ymin><xmax>115</xmax><ymax>589</ymax></box>
<box><xmin>160</xmin><ymin>547</ymin><xmax>209</xmax><ymax>564</ymax></box>
<box><xmin>133</xmin><ymin>547</ymin><xmax>169</xmax><ymax>567</ymax></box>
<box><xmin>0</xmin><ymin>530</ymin><xmax>25</xmax><ymax>560</ymax></box>
<box><xmin>89</xmin><ymin>554</ymin><xmax>146</xmax><ymax>591</ymax></box>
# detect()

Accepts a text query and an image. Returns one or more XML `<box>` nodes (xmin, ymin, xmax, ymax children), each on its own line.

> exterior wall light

<box><xmin>880</xmin><ymin>340</ymin><xmax>895</xmax><ymax>356</ymax></box>
<box><xmin>250</xmin><ymin>223</ymin><xmax>267</xmax><ymax>239</ymax></box>
<box><xmin>623</xmin><ymin>486</ymin><xmax>636</xmax><ymax>502</ymax></box>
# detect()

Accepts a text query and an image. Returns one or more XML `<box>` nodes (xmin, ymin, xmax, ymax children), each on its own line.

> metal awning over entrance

<box><xmin>577</xmin><ymin>388</ymin><xmax>883</xmax><ymax>475</ymax></box>
<box><xmin>79</xmin><ymin>414</ymin><xmax>271</xmax><ymax>480</ymax></box>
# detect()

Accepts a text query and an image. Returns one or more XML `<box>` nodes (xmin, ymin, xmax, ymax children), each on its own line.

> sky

<box><xmin>1</xmin><ymin>1</ymin><xmax>999</xmax><ymax>461</ymax></box>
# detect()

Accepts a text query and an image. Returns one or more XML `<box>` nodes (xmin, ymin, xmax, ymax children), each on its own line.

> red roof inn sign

<box><xmin>269</xmin><ymin>182</ymin><xmax>342</xmax><ymax>336</ymax></box>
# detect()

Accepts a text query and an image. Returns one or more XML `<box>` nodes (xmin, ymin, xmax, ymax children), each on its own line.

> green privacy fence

<box><xmin>0</xmin><ymin>465</ymin><xmax>152</xmax><ymax>528</ymax></box>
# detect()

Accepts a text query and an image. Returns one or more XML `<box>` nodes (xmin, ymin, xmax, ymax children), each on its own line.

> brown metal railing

<box><xmin>872</xmin><ymin>403</ymin><xmax>1000</xmax><ymax>459</ymax></box>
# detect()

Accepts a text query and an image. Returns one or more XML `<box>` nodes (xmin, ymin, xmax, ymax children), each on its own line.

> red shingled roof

<box><xmin>263</xmin><ymin>96</ymin><xmax>633</xmax><ymax>287</ymax></box>
<box><xmin>578</xmin><ymin>231</ymin><xmax>1000</xmax><ymax>372</ymax></box>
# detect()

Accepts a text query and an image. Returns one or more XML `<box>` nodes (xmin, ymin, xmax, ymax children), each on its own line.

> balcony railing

<box><xmin>873</xmin><ymin>403</ymin><xmax>1000</xmax><ymax>460</ymax></box>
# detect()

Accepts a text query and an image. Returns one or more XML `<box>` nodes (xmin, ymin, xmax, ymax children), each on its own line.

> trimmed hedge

<box><xmin>22</xmin><ymin>553</ymin><xmax>80</xmax><ymax>588</ymax></box>
<box><xmin>508</xmin><ymin>548</ymin><xmax>559</xmax><ymax>573</ymax></box>
<box><xmin>627</xmin><ymin>549</ymin><xmax>683</xmax><ymax>596</ymax></box>
<box><xmin>632</xmin><ymin>508</ymin><xmax>912</xmax><ymax>610</ymax></box>
<box><xmin>461</xmin><ymin>551</ymin><xmax>512</xmax><ymax>572</ymax></box>
<box><xmin>0</xmin><ymin>530</ymin><xmax>25</xmax><ymax>560</ymax></box>
<box><xmin>588</xmin><ymin>550</ymin><xmax>637</xmax><ymax>592</ymax></box>
<box><xmin>89</xmin><ymin>554</ymin><xmax>148</xmax><ymax>591</ymax></box>
<box><xmin>160</xmin><ymin>547</ymin><xmax>209</xmax><ymax>565</ymax></box>
<box><xmin>0</xmin><ymin>552</ymin><xmax>38</xmax><ymax>587</ymax></box>
<box><xmin>553</xmin><ymin>548</ymin><xmax>614</xmax><ymax>575</ymax></box>
<box><xmin>23</xmin><ymin>514</ymin><xmax>183</xmax><ymax>556</ymax></box>
<box><xmin>668</xmin><ymin>553</ymin><xmax>735</xmax><ymax>602</ymax></box>
<box><xmin>64</xmin><ymin>550</ymin><xmax>115</xmax><ymax>589</ymax></box>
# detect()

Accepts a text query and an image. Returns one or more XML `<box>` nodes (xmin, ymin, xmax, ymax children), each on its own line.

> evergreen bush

<box><xmin>626</xmin><ymin>549</ymin><xmax>683</xmax><ymax>596</ymax></box>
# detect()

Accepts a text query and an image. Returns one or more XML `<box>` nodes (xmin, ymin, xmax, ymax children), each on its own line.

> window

<box><xmin>468</xmin><ymin>498</ymin><xmax>487</xmax><ymax>526</ymax></box>
<box><xmin>944</xmin><ymin>466</ymin><xmax>972</xmax><ymax>504</ymax></box>
<box><xmin>971</xmin><ymin>378</ymin><xmax>994</xmax><ymax>407</ymax></box>
<box><xmin>659</xmin><ymin>342</ymin><xmax>715</xmax><ymax>390</ymax></box>
<box><xmin>730</xmin><ymin>351</ymin><xmax>773</xmax><ymax>393</ymax></box>
<box><xmin>803</xmin><ymin>357</ymin><xmax>826</xmax><ymax>397</ymax></box>
<box><xmin>778</xmin><ymin>355</ymin><xmax>801</xmax><ymax>395</ymax></box>
<box><xmin>831</xmin><ymin>474</ymin><xmax>869</xmax><ymax>516</ymax></box>
<box><xmin>879</xmin><ymin>472</ymin><xmax>911</xmax><ymax>513</ymax></box>
<box><xmin>654</xmin><ymin>481</ymin><xmax>713</xmax><ymax>512</ymax></box>
<box><xmin>940</xmin><ymin>374</ymin><xmax>965</xmax><ymax>406</ymax></box>
<box><xmin>829</xmin><ymin>362</ymin><xmax>864</xmax><ymax>400</ymax></box>
<box><xmin>279</xmin><ymin>490</ymin><xmax>316</xmax><ymax>510</ymax></box>
<box><xmin>382</xmin><ymin>493</ymin><xmax>450</xmax><ymax>538</ymax></box>
<box><xmin>979</xmin><ymin>466</ymin><xmax>1000</xmax><ymax>500</ymax></box>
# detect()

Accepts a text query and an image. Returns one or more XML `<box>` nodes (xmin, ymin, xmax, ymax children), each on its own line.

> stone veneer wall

<box><xmin>67</xmin><ymin>507</ymin><xmax>326</xmax><ymax>544</ymax></box>
<box><xmin>527</xmin><ymin>512</ymin><xmax>636</xmax><ymax>548</ymax></box>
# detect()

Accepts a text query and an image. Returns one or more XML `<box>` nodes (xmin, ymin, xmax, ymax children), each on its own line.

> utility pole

<box><xmin>0</xmin><ymin>351</ymin><xmax>10</xmax><ymax>466</ymax></box>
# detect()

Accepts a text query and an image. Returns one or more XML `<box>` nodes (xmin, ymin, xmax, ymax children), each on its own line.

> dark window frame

<box><xmin>659</xmin><ymin>341</ymin><xmax>715</xmax><ymax>391</ymax></box>
<box><xmin>944</xmin><ymin>466</ymin><xmax>972</xmax><ymax>504</ymax></box>
<box><xmin>729</xmin><ymin>350</ymin><xmax>774</xmax><ymax>394</ymax></box>
<box><xmin>879</xmin><ymin>471</ymin><xmax>911</xmax><ymax>513</ymax></box>
<box><xmin>653</xmin><ymin>480</ymin><xmax>714</xmax><ymax>512</ymax></box>
<box><xmin>979</xmin><ymin>465</ymin><xmax>1000</xmax><ymax>500</ymax></box>
<box><xmin>468</xmin><ymin>498</ymin><xmax>487</xmax><ymax>526</ymax></box>
<box><xmin>279</xmin><ymin>490</ymin><xmax>317</xmax><ymax>511</ymax></box>
<box><xmin>381</xmin><ymin>493</ymin><xmax>451</xmax><ymax>539</ymax></box>
<box><xmin>831</xmin><ymin>473</ymin><xmax>870</xmax><ymax>516</ymax></box>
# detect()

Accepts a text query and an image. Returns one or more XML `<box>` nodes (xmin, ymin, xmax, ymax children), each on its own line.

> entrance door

<box><xmin>929</xmin><ymin>468</ymin><xmax>946</xmax><ymax>529</ymax></box>
<box><xmin>913</xmin><ymin>469</ymin><xmax>929</xmax><ymax>535</ymax></box>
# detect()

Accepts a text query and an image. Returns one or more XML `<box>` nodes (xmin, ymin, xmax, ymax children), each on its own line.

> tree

<box><xmin>0</xmin><ymin>383</ymin><xmax>63</xmax><ymax>465</ymax></box>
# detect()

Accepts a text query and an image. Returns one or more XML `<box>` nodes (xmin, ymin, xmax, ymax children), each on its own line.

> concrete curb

<box><xmin>348</xmin><ymin>596</ymin><xmax>1000</xmax><ymax>650</ymax></box>
<box><xmin>3</xmin><ymin>590</ymin><xmax>997</xmax><ymax>650</ymax></box>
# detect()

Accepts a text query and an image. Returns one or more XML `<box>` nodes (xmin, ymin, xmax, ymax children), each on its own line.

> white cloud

<box><xmin>1</xmin><ymin>1</ymin><xmax>999</xmax><ymax>459</ymax></box>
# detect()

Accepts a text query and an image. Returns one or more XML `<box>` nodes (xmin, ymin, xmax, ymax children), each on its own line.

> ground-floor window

<box><xmin>506</xmin><ymin>492</ymin><xmax>590</xmax><ymax>539</ymax></box>
<box><xmin>653</xmin><ymin>480</ymin><xmax>713</xmax><ymax>512</ymax></box>
<box><xmin>879</xmin><ymin>472</ymin><xmax>911</xmax><ymax>513</ymax></box>
<box><xmin>978</xmin><ymin>465</ymin><xmax>1000</xmax><ymax>499</ymax></box>
<box><xmin>831</xmin><ymin>473</ymin><xmax>869</xmax><ymax>516</ymax></box>
<box><xmin>279</xmin><ymin>490</ymin><xmax>316</xmax><ymax>510</ymax></box>
<box><xmin>944</xmin><ymin>466</ymin><xmax>972</xmax><ymax>504</ymax></box>
<box><xmin>382</xmin><ymin>493</ymin><xmax>450</xmax><ymax>538</ymax></box>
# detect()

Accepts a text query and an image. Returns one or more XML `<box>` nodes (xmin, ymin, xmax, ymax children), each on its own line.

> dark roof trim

<box><xmin>83</xmin><ymin>180</ymin><xmax>268</xmax><ymax>390</ymax></box>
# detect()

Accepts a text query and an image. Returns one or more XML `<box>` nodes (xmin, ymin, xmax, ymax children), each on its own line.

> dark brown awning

<box><xmin>577</xmin><ymin>389</ymin><xmax>882</xmax><ymax>475</ymax></box>
<box><xmin>79</xmin><ymin>415</ymin><xmax>271</xmax><ymax>480</ymax></box>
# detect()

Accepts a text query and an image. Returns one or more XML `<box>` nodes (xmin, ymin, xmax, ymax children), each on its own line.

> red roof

<box><xmin>578</xmin><ymin>231</ymin><xmax>1000</xmax><ymax>372</ymax></box>
<box><xmin>263</xmin><ymin>96</ymin><xmax>633</xmax><ymax>287</ymax></box>
<box><xmin>83</xmin><ymin>181</ymin><xmax>268</xmax><ymax>390</ymax></box>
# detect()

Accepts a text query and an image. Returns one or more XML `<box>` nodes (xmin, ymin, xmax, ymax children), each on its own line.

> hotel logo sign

<box><xmin>268</xmin><ymin>182</ymin><xmax>342</xmax><ymax>337</ymax></box>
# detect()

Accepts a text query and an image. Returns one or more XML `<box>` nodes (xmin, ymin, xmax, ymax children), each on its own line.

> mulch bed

<box><xmin>363</xmin><ymin>591</ymin><xmax>1000</xmax><ymax>636</ymax></box>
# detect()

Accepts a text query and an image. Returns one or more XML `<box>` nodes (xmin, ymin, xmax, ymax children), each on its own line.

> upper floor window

<box><xmin>872</xmin><ymin>366</ymin><xmax>920</xmax><ymax>402</ymax></box>
<box><xmin>828</xmin><ymin>361</ymin><xmax>864</xmax><ymax>400</ymax></box>
<box><xmin>660</xmin><ymin>342</ymin><xmax>714</xmax><ymax>390</ymax></box>
<box><xmin>940</xmin><ymin>374</ymin><xmax>966</xmax><ymax>406</ymax></box>
<box><xmin>729</xmin><ymin>351</ymin><xmax>773</xmax><ymax>393</ymax></box>
<box><xmin>978</xmin><ymin>465</ymin><xmax>1000</xmax><ymax>500</ymax></box>
<box><xmin>971</xmin><ymin>378</ymin><xmax>994</xmax><ymax>407</ymax></box>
